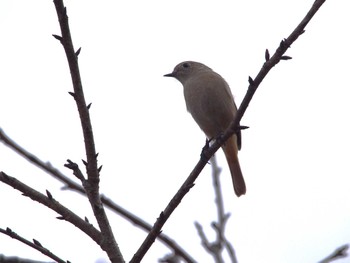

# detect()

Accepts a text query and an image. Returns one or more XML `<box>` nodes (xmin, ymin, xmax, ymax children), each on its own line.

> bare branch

<box><xmin>194</xmin><ymin>156</ymin><xmax>237</xmax><ymax>263</ymax></box>
<box><xmin>0</xmin><ymin>172</ymin><xmax>102</xmax><ymax>246</ymax></box>
<box><xmin>319</xmin><ymin>244</ymin><xmax>349</xmax><ymax>263</ymax></box>
<box><xmin>52</xmin><ymin>0</ymin><xmax>122</xmax><ymax>261</ymax></box>
<box><xmin>0</xmin><ymin>254</ymin><xmax>53</xmax><ymax>263</ymax></box>
<box><xmin>0</xmin><ymin>128</ymin><xmax>196</xmax><ymax>263</ymax></box>
<box><xmin>0</xmin><ymin>228</ymin><xmax>67</xmax><ymax>263</ymax></box>
<box><xmin>130</xmin><ymin>0</ymin><xmax>327</xmax><ymax>261</ymax></box>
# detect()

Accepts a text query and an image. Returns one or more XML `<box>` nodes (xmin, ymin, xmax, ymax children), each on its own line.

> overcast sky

<box><xmin>0</xmin><ymin>0</ymin><xmax>350</xmax><ymax>262</ymax></box>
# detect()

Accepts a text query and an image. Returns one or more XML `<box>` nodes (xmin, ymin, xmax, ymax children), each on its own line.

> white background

<box><xmin>0</xmin><ymin>0</ymin><xmax>349</xmax><ymax>262</ymax></box>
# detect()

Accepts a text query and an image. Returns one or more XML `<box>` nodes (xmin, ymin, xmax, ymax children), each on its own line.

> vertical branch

<box><xmin>194</xmin><ymin>156</ymin><xmax>238</xmax><ymax>263</ymax></box>
<box><xmin>52</xmin><ymin>1</ymin><xmax>123</xmax><ymax>262</ymax></box>
<box><xmin>211</xmin><ymin>156</ymin><xmax>238</xmax><ymax>263</ymax></box>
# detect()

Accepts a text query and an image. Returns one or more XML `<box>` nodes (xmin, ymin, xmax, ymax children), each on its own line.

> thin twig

<box><xmin>319</xmin><ymin>244</ymin><xmax>349</xmax><ymax>263</ymax></box>
<box><xmin>0</xmin><ymin>128</ymin><xmax>196</xmax><ymax>263</ymax></box>
<box><xmin>0</xmin><ymin>254</ymin><xmax>53</xmax><ymax>263</ymax></box>
<box><xmin>130</xmin><ymin>1</ymin><xmax>327</xmax><ymax>262</ymax></box>
<box><xmin>211</xmin><ymin>156</ymin><xmax>238</xmax><ymax>263</ymax></box>
<box><xmin>194</xmin><ymin>156</ymin><xmax>237</xmax><ymax>263</ymax></box>
<box><xmin>0</xmin><ymin>228</ymin><xmax>67</xmax><ymax>263</ymax></box>
<box><xmin>52</xmin><ymin>0</ymin><xmax>123</xmax><ymax>262</ymax></box>
<box><xmin>0</xmin><ymin>172</ymin><xmax>102</xmax><ymax>245</ymax></box>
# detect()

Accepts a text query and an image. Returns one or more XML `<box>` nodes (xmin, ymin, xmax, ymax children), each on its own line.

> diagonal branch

<box><xmin>0</xmin><ymin>128</ymin><xmax>196</xmax><ymax>263</ymax></box>
<box><xmin>0</xmin><ymin>172</ymin><xmax>102</xmax><ymax>245</ymax></box>
<box><xmin>130</xmin><ymin>0</ymin><xmax>327</xmax><ymax>262</ymax></box>
<box><xmin>0</xmin><ymin>227</ymin><xmax>68</xmax><ymax>263</ymax></box>
<box><xmin>319</xmin><ymin>244</ymin><xmax>349</xmax><ymax>263</ymax></box>
<box><xmin>52</xmin><ymin>0</ymin><xmax>122</xmax><ymax>261</ymax></box>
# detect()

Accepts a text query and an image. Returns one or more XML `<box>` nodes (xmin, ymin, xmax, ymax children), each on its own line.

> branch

<box><xmin>52</xmin><ymin>0</ymin><xmax>122</xmax><ymax>261</ymax></box>
<box><xmin>0</xmin><ymin>254</ymin><xmax>52</xmax><ymax>263</ymax></box>
<box><xmin>0</xmin><ymin>172</ymin><xmax>102</xmax><ymax>246</ymax></box>
<box><xmin>0</xmin><ymin>128</ymin><xmax>196</xmax><ymax>263</ymax></box>
<box><xmin>194</xmin><ymin>156</ymin><xmax>237</xmax><ymax>263</ymax></box>
<box><xmin>319</xmin><ymin>244</ymin><xmax>349</xmax><ymax>263</ymax></box>
<box><xmin>130</xmin><ymin>0</ymin><xmax>327</xmax><ymax>262</ymax></box>
<box><xmin>0</xmin><ymin>228</ymin><xmax>68</xmax><ymax>263</ymax></box>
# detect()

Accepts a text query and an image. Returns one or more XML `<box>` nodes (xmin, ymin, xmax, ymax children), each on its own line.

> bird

<box><xmin>164</xmin><ymin>61</ymin><xmax>246</xmax><ymax>197</ymax></box>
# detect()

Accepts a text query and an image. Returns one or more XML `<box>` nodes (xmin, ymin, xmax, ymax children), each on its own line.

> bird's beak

<box><xmin>164</xmin><ymin>72</ymin><xmax>174</xmax><ymax>77</ymax></box>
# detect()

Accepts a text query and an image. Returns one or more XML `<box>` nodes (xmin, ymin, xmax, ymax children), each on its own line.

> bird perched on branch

<box><xmin>164</xmin><ymin>61</ymin><xmax>246</xmax><ymax>197</ymax></box>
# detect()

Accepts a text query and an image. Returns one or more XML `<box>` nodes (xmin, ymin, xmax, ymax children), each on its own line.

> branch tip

<box><xmin>75</xmin><ymin>47</ymin><xmax>81</xmax><ymax>57</ymax></box>
<box><xmin>1</xmin><ymin>171</ymin><xmax>10</xmax><ymax>180</ymax></box>
<box><xmin>33</xmin><ymin>239</ymin><xmax>42</xmax><ymax>247</ymax></box>
<box><xmin>52</xmin><ymin>34</ymin><xmax>63</xmax><ymax>42</ymax></box>
<box><xmin>238</xmin><ymin>125</ymin><xmax>249</xmax><ymax>130</ymax></box>
<box><xmin>265</xmin><ymin>49</ymin><xmax>270</xmax><ymax>61</ymax></box>
<box><xmin>46</xmin><ymin>189</ymin><xmax>53</xmax><ymax>200</ymax></box>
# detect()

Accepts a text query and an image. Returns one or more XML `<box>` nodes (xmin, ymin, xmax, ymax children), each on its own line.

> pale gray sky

<box><xmin>0</xmin><ymin>0</ymin><xmax>349</xmax><ymax>262</ymax></box>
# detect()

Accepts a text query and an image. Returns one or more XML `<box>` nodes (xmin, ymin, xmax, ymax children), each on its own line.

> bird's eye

<box><xmin>182</xmin><ymin>63</ymin><xmax>190</xmax><ymax>68</ymax></box>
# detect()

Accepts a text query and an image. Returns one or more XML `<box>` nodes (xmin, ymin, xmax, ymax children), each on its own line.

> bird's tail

<box><xmin>222</xmin><ymin>135</ymin><xmax>246</xmax><ymax>197</ymax></box>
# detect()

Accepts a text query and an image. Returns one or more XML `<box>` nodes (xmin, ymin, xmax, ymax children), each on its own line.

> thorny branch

<box><xmin>0</xmin><ymin>172</ymin><xmax>102</xmax><ymax>245</ymax></box>
<box><xmin>0</xmin><ymin>227</ymin><xmax>67</xmax><ymax>263</ymax></box>
<box><xmin>130</xmin><ymin>0</ymin><xmax>327</xmax><ymax>262</ymax></box>
<box><xmin>0</xmin><ymin>128</ymin><xmax>196</xmax><ymax>263</ymax></box>
<box><xmin>319</xmin><ymin>244</ymin><xmax>349</xmax><ymax>263</ymax></box>
<box><xmin>52</xmin><ymin>0</ymin><xmax>122</xmax><ymax>261</ymax></box>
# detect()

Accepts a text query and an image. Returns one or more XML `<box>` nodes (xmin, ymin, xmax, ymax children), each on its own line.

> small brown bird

<box><xmin>164</xmin><ymin>61</ymin><xmax>246</xmax><ymax>197</ymax></box>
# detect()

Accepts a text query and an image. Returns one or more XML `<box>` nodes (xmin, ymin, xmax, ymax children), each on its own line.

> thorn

<box><xmin>82</xmin><ymin>159</ymin><xmax>88</xmax><ymax>166</ymax></box>
<box><xmin>75</xmin><ymin>47</ymin><xmax>81</xmax><ymax>57</ymax></box>
<box><xmin>281</xmin><ymin>56</ymin><xmax>292</xmax><ymax>60</ymax></box>
<box><xmin>95</xmin><ymin>153</ymin><xmax>99</xmax><ymax>159</ymax></box>
<box><xmin>238</xmin><ymin>125</ymin><xmax>249</xmax><ymax>130</ymax></box>
<box><xmin>33</xmin><ymin>239</ymin><xmax>42</xmax><ymax>247</ymax></box>
<box><xmin>211</xmin><ymin>221</ymin><xmax>218</xmax><ymax>230</ymax></box>
<box><xmin>98</xmin><ymin>165</ymin><xmax>103</xmax><ymax>172</ymax></box>
<box><xmin>248</xmin><ymin>76</ymin><xmax>254</xmax><ymax>85</ymax></box>
<box><xmin>265</xmin><ymin>49</ymin><xmax>270</xmax><ymax>61</ymax></box>
<box><xmin>64</xmin><ymin>7</ymin><xmax>67</xmax><ymax>16</ymax></box>
<box><xmin>6</xmin><ymin>227</ymin><xmax>12</xmax><ymax>234</ymax></box>
<box><xmin>52</xmin><ymin>34</ymin><xmax>63</xmax><ymax>41</ymax></box>
<box><xmin>280</xmin><ymin>39</ymin><xmax>285</xmax><ymax>48</ymax></box>
<box><xmin>87</xmin><ymin>103</ymin><xmax>92</xmax><ymax>110</ymax></box>
<box><xmin>85</xmin><ymin>216</ymin><xmax>89</xmax><ymax>223</ymax></box>
<box><xmin>46</xmin><ymin>190</ymin><xmax>53</xmax><ymax>200</ymax></box>
<box><xmin>280</xmin><ymin>38</ymin><xmax>290</xmax><ymax>49</ymax></box>
<box><xmin>300</xmin><ymin>29</ymin><xmax>305</xmax><ymax>35</ymax></box>
<box><xmin>56</xmin><ymin>216</ymin><xmax>65</xmax><ymax>220</ymax></box>
<box><xmin>64</xmin><ymin>159</ymin><xmax>77</xmax><ymax>170</ymax></box>
<box><xmin>68</xmin><ymin>91</ymin><xmax>75</xmax><ymax>98</ymax></box>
